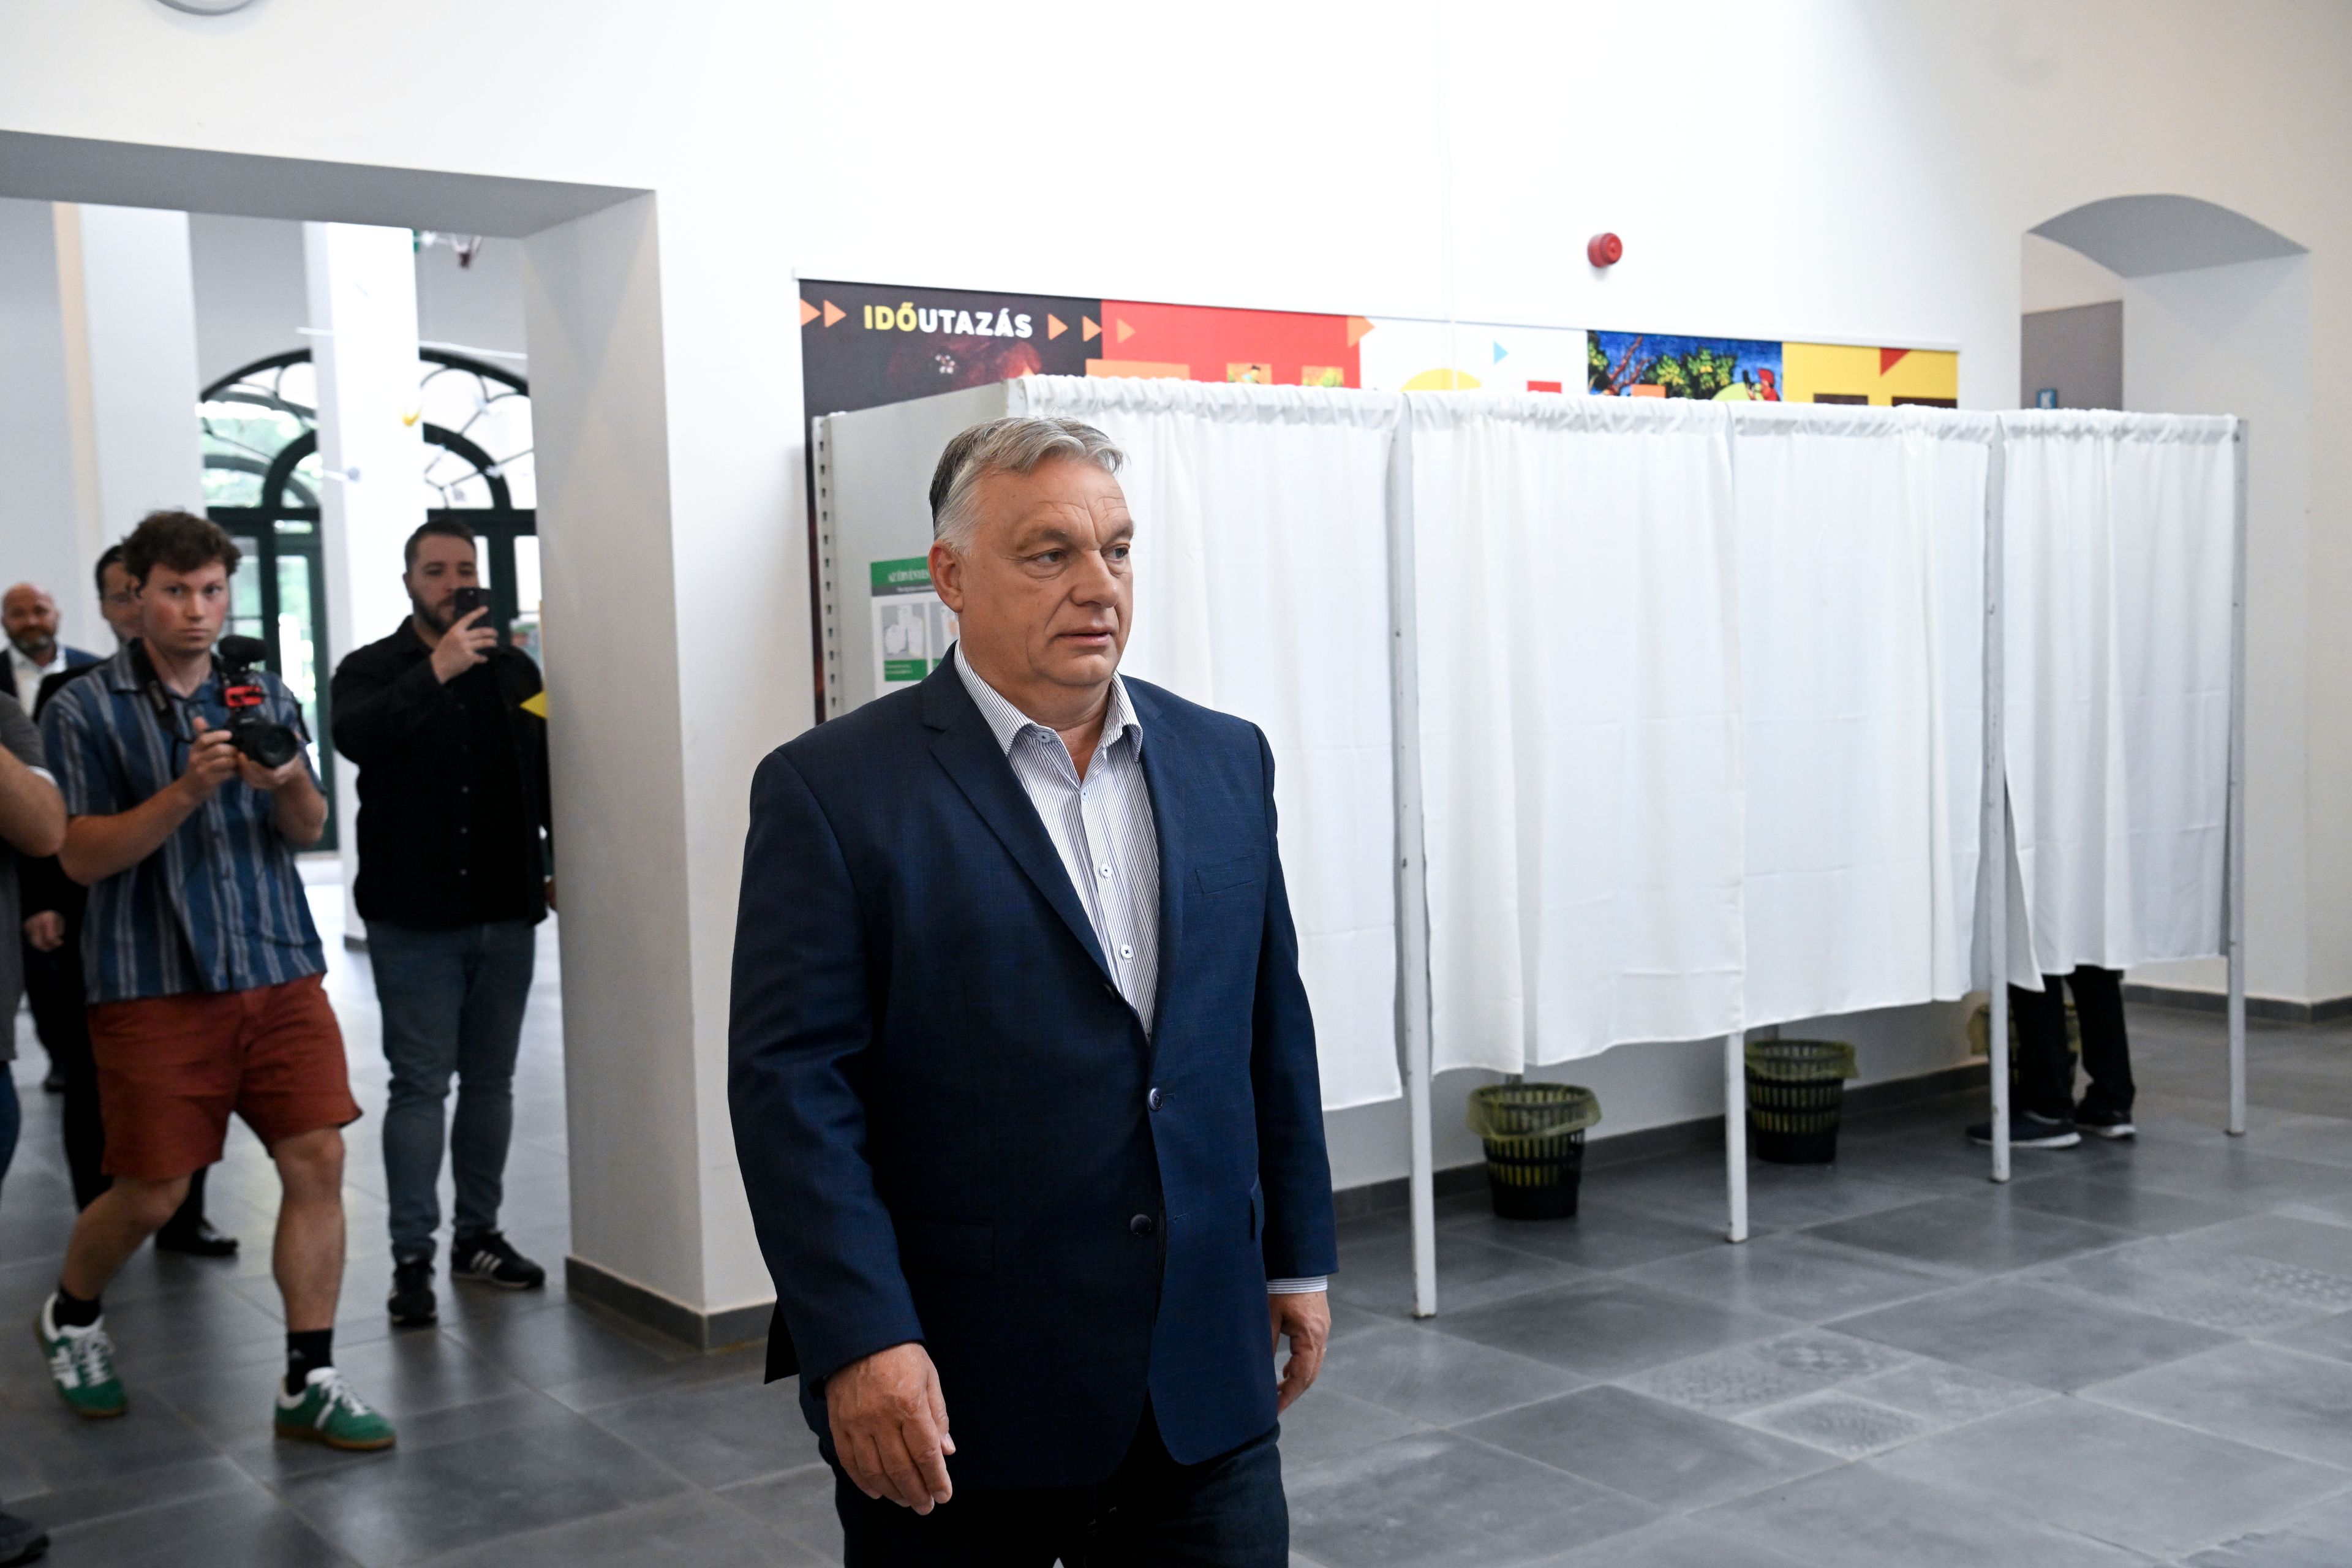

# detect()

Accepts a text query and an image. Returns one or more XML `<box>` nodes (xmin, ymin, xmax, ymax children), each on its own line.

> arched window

<box><xmin>198</xmin><ymin>348</ymin><xmax>538</xmax><ymax>850</ymax></box>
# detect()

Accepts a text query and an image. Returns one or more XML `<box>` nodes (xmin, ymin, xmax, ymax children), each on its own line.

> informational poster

<box><xmin>869</xmin><ymin>557</ymin><xmax>956</xmax><ymax>689</ymax></box>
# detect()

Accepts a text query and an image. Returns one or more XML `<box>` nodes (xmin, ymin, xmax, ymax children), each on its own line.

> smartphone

<box><xmin>450</xmin><ymin>586</ymin><xmax>494</xmax><ymax>626</ymax></box>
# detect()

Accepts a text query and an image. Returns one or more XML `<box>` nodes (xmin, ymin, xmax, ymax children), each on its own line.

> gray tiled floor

<box><xmin>10</xmin><ymin>917</ymin><xmax>2352</xmax><ymax>1566</ymax></box>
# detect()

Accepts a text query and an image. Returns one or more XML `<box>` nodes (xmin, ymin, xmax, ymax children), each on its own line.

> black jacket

<box><xmin>331</xmin><ymin>621</ymin><xmax>551</xmax><ymax>929</ymax></box>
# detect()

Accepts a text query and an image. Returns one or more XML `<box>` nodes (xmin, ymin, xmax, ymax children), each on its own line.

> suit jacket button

<box><xmin>1148</xmin><ymin>1087</ymin><xmax>1164</xmax><ymax>1112</ymax></box>
<box><xmin>1129</xmin><ymin>1214</ymin><xmax>1156</xmax><ymax>1237</ymax></box>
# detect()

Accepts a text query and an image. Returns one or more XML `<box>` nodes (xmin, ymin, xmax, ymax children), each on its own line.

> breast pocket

<box><xmin>1196</xmin><ymin>857</ymin><xmax>1261</xmax><ymax>897</ymax></box>
<box><xmin>897</xmin><ymin>1217</ymin><xmax>994</xmax><ymax>1278</ymax></box>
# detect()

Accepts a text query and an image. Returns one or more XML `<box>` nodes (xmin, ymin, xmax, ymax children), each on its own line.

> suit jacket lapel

<box><xmin>921</xmin><ymin>666</ymin><xmax>1113</xmax><ymax>981</ymax></box>
<box><xmin>1133</xmin><ymin>684</ymin><xmax>1188</xmax><ymax>1031</ymax></box>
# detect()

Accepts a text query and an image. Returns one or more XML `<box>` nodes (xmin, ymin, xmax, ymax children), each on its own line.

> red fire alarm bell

<box><xmin>1587</xmin><ymin>232</ymin><xmax>1623</xmax><ymax>268</ymax></box>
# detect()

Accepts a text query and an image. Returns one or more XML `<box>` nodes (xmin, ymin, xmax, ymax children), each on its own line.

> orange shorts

<box><xmin>89</xmin><ymin>973</ymin><xmax>360</xmax><ymax>1182</ymax></box>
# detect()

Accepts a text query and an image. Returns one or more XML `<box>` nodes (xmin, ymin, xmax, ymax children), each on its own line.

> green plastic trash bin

<box><xmin>1467</xmin><ymin>1083</ymin><xmax>1602</xmax><ymax>1219</ymax></box>
<box><xmin>1745</xmin><ymin>1039</ymin><xmax>1858</xmax><ymax>1165</ymax></box>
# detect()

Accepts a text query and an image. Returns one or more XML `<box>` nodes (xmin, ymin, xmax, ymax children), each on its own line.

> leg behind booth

<box><xmin>2065</xmin><ymin>965</ymin><xmax>2136</xmax><ymax>1139</ymax></box>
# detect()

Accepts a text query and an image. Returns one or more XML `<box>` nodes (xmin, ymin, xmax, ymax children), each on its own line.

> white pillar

<box><xmin>303</xmin><ymin>221</ymin><xmax>430</xmax><ymax>928</ymax></box>
<box><xmin>522</xmin><ymin>189</ymin><xmax>803</xmax><ymax>1343</ymax></box>
<box><xmin>51</xmin><ymin>203</ymin><xmax>205</xmax><ymax>641</ymax></box>
<box><xmin>0</xmin><ymin>200</ymin><xmax>91</xmax><ymax>652</ymax></box>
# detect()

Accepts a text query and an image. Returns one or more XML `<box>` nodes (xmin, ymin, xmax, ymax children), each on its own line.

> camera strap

<box><xmin>126</xmin><ymin>639</ymin><xmax>221</xmax><ymax>745</ymax></box>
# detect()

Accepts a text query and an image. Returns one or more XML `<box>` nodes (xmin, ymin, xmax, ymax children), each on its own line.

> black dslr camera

<box><xmin>216</xmin><ymin>635</ymin><xmax>301</xmax><ymax>769</ymax></box>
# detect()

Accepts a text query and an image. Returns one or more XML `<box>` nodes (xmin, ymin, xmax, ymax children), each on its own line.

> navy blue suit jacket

<box><xmin>728</xmin><ymin>658</ymin><xmax>1338</xmax><ymax>1490</ymax></box>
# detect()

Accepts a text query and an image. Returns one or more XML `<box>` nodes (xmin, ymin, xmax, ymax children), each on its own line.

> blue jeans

<box><xmin>370</xmin><ymin>919</ymin><xmax>537</xmax><ymax>1261</ymax></box>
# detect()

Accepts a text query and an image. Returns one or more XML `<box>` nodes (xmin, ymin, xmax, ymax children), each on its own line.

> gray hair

<box><xmin>928</xmin><ymin>417</ymin><xmax>1126</xmax><ymax>551</ymax></box>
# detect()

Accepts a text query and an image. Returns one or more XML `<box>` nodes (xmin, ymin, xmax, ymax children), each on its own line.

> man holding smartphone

<box><xmin>331</xmin><ymin>519</ymin><xmax>554</xmax><ymax>1327</ymax></box>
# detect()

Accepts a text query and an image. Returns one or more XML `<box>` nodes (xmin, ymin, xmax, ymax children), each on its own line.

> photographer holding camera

<box><xmin>331</xmin><ymin>518</ymin><xmax>552</xmax><ymax>1328</ymax></box>
<box><xmin>36</xmin><ymin>510</ymin><xmax>393</xmax><ymax>1452</ymax></box>
<box><xmin>25</xmin><ymin>543</ymin><xmax>240</xmax><ymax>1253</ymax></box>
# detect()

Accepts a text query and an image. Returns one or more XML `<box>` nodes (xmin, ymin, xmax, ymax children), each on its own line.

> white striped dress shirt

<box><xmin>952</xmin><ymin>646</ymin><xmax>1324</xmax><ymax>1297</ymax></box>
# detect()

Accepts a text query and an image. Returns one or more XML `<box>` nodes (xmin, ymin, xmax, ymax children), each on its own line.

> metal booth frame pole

<box><xmin>1386</xmin><ymin>395</ymin><xmax>1439</xmax><ymax>1317</ymax></box>
<box><xmin>1985</xmin><ymin>427</ymin><xmax>2012</xmax><ymax>1183</ymax></box>
<box><xmin>1725</xmin><ymin>1032</ymin><xmax>1749</xmax><ymax>1243</ymax></box>
<box><xmin>2228</xmin><ymin>420</ymin><xmax>2250</xmax><ymax>1136</ymax></box>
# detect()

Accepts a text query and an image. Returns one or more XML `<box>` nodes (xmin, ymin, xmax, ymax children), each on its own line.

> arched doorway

<box><xmin>198</xmin><ymin>348</ymin><xmax>539</xmax><ymax>849</ymax></box>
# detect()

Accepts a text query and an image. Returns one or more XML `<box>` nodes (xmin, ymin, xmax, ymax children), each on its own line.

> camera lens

<box><xmin>233</xmin><ymin>719</ymin><xmax>301</xmax><ymax>770</ymax></box>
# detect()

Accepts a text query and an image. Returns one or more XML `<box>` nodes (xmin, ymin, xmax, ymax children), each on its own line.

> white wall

<box><xmin>189</xmin><ymin>212</ymin><xmax>307</xmax><ymax>388</ymax></box>
<box><xmin>0</xmin><ymin>0</ymin><xmax>2345</xmax><ymax>1308</ymax></box>
<box><xmin>418</xmin><ymin>236</ymin><xmax>527</xmax><ymax>363</ymax></box>
<box><xmin>2022</xmin><ymin>232</ymin><xmax>2126</xmax><ymax>316</ymax></box>
<box><xmin>0</xmin><ymin>196</ymin><xmax>93</xmax><ymax>649</ymax></box>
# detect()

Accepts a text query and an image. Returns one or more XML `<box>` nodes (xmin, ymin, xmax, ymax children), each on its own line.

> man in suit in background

<box><xmin>2</xmin><ymin>581</ymin><xmax>99</xmax><ymax>714</ymax></box>
<box><xmin>730</xmin><ymin>417</ymin><xmax>1336</xmax><ymax>1566</ymax></box>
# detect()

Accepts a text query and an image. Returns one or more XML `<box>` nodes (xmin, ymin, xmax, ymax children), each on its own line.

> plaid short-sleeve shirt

<box><xmin>41</xmin><ymin>644</ymin><xmax>326</xmax><ymax>1003</ymax></box>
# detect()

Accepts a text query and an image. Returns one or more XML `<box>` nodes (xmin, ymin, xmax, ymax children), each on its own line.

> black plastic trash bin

<box><xmin>1467</xmin><ymin>1084</ymin><xmax>1602</xmax><ymax>1219</ymax></box>
<box><xmin>1745</xmin><ymin>1039</ymin><xmax>1857</xmax><ymax>1164</ymax></box>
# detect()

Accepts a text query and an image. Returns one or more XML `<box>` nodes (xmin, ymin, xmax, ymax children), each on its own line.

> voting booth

<box><xmin>817</xmin><ymin>378</ymin><xmax>2248</xmax><ymax>1316</ymax></box>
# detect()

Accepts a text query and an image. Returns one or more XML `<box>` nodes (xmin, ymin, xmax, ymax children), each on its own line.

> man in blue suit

<box><xmin>730</xmin><ymin>415</ymin><xmax>1336</xmax><ymax>1565</ymax></box>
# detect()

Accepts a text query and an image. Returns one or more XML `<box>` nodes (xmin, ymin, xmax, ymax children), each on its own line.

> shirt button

<box><xmin>1120</xmin><ymin>943</ymin><xmax>1134</xmax><ymax>960</ymax></box>
<box><xmin>1148</xmin><ymin>1087</ymin><xmax>1163</xmax><ymax>1111</ymax></box>
<box><xmin>1097</xmin><ymin>865</ymin><xmax>1112</xmax><ymax>879</ymax></box>
<box><xmin>1129</xmin><ymin>1214</ymin><xmax>1156</xmax><ymax>1237</ymax></box>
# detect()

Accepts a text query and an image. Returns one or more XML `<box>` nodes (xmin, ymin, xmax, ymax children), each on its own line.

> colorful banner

<box><xmin>798</xmin><ymin>279</ymin><xmax>1959</xmax><ymax>710</ymax></box>
<box><xmin>800</xmin><ymin>280</ymin><xmax>1958</xmax><ymax>418</ymax></box>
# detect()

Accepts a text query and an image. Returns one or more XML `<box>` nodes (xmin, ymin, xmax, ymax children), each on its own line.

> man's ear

<box><xmin>928</xmin><ymin>540</ymin><xmax>965</xmax><ymax>614</ymax></box>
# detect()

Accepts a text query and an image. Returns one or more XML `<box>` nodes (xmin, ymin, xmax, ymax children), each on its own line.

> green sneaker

<box><xmin>274</xmin><ymin>1366</ymin><xmax>396</xmax><ymax>1451</ymax></box>
<box><xmin>36</xmin><ymin>1295</ymin><xmax>126</xmax><ymax>1419</ymax></box>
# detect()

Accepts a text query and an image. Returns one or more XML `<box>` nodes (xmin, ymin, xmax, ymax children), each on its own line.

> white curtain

<box><xmin>2001</xmin><ymin>410</ymin><xmax>2237</xmax><ymax>978</ymax></box>
<box><xmin>1730</xmin><ymin>404</ymin><xmax>1992</xmax><ymax>1026</ymax></box>
<box><xmin>1011</xmin><ymin>377</ymin><xmax>1404</xmax><ymax>1108</ymax></box>
<box><xmin>1411</xmin><ymin>394</ymin><xmax>1743</xmax><ymax>1074</ymax></box>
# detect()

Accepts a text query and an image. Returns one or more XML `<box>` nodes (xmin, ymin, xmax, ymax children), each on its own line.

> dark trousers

<box><xmin>831</xmin><ymin>1409</ymin><xmax>1287</xmax><ymax>1568</ymax></box>
<box><xmin>2009</xmin><ymin>964</ymin><xmax>2134</xmax><ymax>1122</ymax></box>
<box><xmin>29</xmin><ymin>937</ymin><xmax>210</xmax><ymax>1229</ymax></box>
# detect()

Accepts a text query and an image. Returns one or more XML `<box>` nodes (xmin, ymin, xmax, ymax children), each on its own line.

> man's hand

<box><xmin>1270</xmin><ymin>1292</ymin><xmax>1330</xmax><ymax>1413</ymax></box>
<box><xmin>430</xmin><ymin>608</ymin><xmax>497</xmax><ymax>684</ymax></box>
<box><xmin>236</xmin><ymin>749</ymin><xmax>310</xmax><ymax>794</ymax></box>
<box><xmin>23</xmin><ymin>911</ymin><xmax>62</xmax><ymax>951</ymax></box>
<box><xmin>176</xmin><ymin>727</ymin><xmax>243</xmax><ymax>804</ymax></box>
<box><xmin>824</xmin><ymin>1342</ymin><xmax>954</xmax><ymax>1513</ymax></box>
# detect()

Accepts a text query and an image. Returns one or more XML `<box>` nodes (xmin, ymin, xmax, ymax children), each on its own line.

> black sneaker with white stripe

<box><xmin>450</xmin><ymin>1232</ymin><xmax>546</xmax><ymax>1291</ymax></box>
<box><xmin>2075</xmin><ymin>1106</ymin><xmax>2138</xmax><ymax>1140</ymax></box>
<box><xmin>1967</xmin><ymin>1111</ymin><xmax>2082</xmax><ymax>1149</ymax></box>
